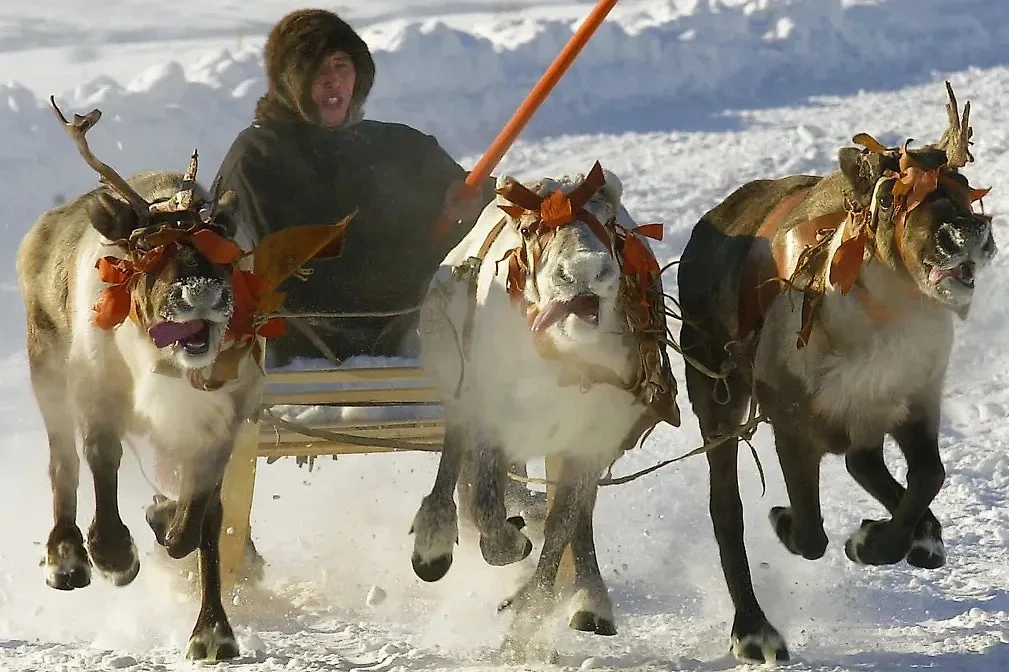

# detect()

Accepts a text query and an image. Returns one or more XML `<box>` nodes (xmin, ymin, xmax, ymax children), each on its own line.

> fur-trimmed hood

<box><xmin>254</xmin><ymin>9</ymin><xmax>376</xmax><ymax>128</ymax></box>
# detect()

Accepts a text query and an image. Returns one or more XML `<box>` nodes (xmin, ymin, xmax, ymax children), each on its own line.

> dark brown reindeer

<box><xmin>677</xmin><ymin>82</ymin><xmax>997</xmax><ymax>663</ymax></box>
<box><xmin>17</xmin><ymin>98</ymin><xmax>347</xmax><ymax>661</ymax></box>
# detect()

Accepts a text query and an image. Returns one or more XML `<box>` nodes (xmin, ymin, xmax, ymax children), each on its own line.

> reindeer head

<box><xmin>495</xmin><ymin>163</ymin><xmax>629</xmax><ymax>353</ymax></box>
<box><xmin>112</xmin><ymin>199</ymin><xmax>241</xmax><ymax>372</ymax></box>
<box><xmin>51</xmin><ymin>98</ymin><xmax>249</xmax><ymax>372</ymax></box>
<box><xmin>493</xmin><ymin>162</ymin><xmax>679</xmax><ymax>425</ymax></box>
<box><xmin>835</xmin><ymin>82</ymin><xmax>997</xmax><ymax>318</ymax></box>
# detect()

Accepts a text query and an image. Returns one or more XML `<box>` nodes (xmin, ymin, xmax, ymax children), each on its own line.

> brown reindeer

<box><xmin>677</xmin><ymin>82</ymin><xmax>997</xmax><ymax>663</ymax></box>
<box><xmin>17</xmin><ymin>99</ymin><xmax>348</xmax><ymax>661</ymax></box>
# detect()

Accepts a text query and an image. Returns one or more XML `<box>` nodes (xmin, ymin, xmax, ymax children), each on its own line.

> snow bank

<box><xmin>1</xmin><ymin>0</ymin><xmax>1008</xmax><ymax>291</ymax></box>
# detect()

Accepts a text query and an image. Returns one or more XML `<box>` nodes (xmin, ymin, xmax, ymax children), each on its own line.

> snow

<box><xmin>3</xmin><ymin>0</ymin><xmax>1009</xmax><ymax>669</ymax></box>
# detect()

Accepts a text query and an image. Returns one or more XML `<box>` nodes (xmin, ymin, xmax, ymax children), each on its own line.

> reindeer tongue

<box><xmin>148</xmin><ymin>320</ymin><xmax>208</xmax><ymax>348</ymax></box>
<box><xmin>531</xmin><ymin>295</ymin><xmax>600</xmax><ymax>333</ymax></box>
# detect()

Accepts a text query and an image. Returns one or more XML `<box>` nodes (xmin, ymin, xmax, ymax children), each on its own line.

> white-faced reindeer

<box><xmin>17</xmin><ymin>99</ymin><xmax>347</xmax><ymax>661</ymax></box>
<box><xmin>409</xmin><ymin>162</ymin><xmax>680</xmax><ymax>659</ymax></box>
<box><xmin>677</xmin><ymin>82</ymin><xmax>997</xmax><ymax>663</ymax></box>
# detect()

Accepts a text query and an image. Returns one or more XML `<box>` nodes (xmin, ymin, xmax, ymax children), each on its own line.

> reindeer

<box><xmin>408</xmin><ymin>162</ymin><xmax>681</xmax><ymax>660</ymax></box>
<box><xmin>16</xmin><ymin>99</ymin><xmax>347</xmax><ymax>661</ymax></box>
<box><xmin>677</xmin><ymin>82</ymin><xmax>997</xmax><ymax>663</ymax></box>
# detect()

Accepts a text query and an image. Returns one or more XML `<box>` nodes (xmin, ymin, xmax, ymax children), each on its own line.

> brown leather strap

<box><xmin>461</xmin><ymin>216</ymin><xmax>509</xmax><ymax>360</ymax></box>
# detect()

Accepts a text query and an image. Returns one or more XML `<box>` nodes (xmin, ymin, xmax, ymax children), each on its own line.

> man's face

<box><xmin>311</xmin><ymin>51</ymin><xmax>357</xmax><ymax>127</ymax></box>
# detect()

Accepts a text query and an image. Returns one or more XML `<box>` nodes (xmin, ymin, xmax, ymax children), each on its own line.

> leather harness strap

<box><xmin>735</xmin><ymin>185</ymin><xmax>912</xmax><ymax>354</ymax></box>
<box><xmin>459</xmin><ymin>216</ymin><xmax>508</xmax><ymax>361</ymax></box>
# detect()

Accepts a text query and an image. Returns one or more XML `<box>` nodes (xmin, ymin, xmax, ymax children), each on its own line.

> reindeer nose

<box><xmin>174</xmin><ymin>279</ymin><xmax>225</xmax><ymax>309</ymax></box>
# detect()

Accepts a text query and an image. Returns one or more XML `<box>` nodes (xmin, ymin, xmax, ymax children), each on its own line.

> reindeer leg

<box><xmin>471</xmin><ymin>439</ymin><xmax>533</xmax><ymax>567</ymax></box>
<box><xmin>705</xmin><ymin>438</ymin><xmax>788</xmax><ymax>663</ymax></box>
<box><xmin>682</xmin><ymin>342</ymin><xmax>788</xmax><ymax>664</ymax></box>
<box><xmin>146</xmin><ymin>445</ymin><xmax>231</xmax><ymax>561</ymax></box>
<box><xmin>767</xmin><ymin>432</ymin><xmax>829</xmax><ymax>560</ymax></box>
<box><xmin>185</xmin><ymin>486</ymin><xmax>239</xmax><ymax>661</ymax></box>
<box><xmin>81</xmin><ymin>427</ymin><xmax>139</xmax><ymax>586</ymax></box>
<box><xmin>845</xmin><ymin>446</ymin><xmax>944</xmax><ymax>569</ymax></box>
<box><xmin>567</xmin><ymin>480</ymin><xmax>615</xmax><ymax>636</ymax></box>
<box><xmin>410</xmin><ymin>421</ymin><xmax>466</xmax><ymax>582</ymax></box>
<box><xmin>845</xmin><ymin>405</ymin><xmax>945</xmax><ymax>567</ymax></box>
<box><xmin>498</xmin><ymin>455</ymin><xmax>595</xmax><ymax>663</ymax></box>
<box><xmin>31</xmin><ymin>355</ymin><xmax>90</xmax><ymax>591</ymax></box>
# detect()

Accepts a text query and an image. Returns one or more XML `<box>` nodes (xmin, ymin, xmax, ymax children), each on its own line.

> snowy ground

<box><xmin>3</xmin><ymin>0</ymin><xmax>1009</xmax><ymax>670</ymax></box>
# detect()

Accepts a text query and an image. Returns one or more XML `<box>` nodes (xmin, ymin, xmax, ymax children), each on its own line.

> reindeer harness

<box><xmin>453</xmin><ymin>161</ymin><xmax>680</xmax><ymax>427</ymax></box>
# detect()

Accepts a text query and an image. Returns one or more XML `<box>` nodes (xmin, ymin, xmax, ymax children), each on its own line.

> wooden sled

<box><xmin>217</xmin><ymin>359</ymin><xmax>567</xmax><ymax>588</ymax></box>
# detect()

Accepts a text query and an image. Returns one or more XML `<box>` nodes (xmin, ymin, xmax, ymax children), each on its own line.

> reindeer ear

<box><xmin>838</xmin><ymin>146</ymin><xmax>886</xmax><ymax>203</ymax></box>
<box><xmin>84</xmin><ymin>190</ymin><xmax>140</xmax><ymax>242</ymax></box>
<box><xmin>599</xmin><ymin>169</ymin><xmax>623</xmax><ymax>208</ymax></box>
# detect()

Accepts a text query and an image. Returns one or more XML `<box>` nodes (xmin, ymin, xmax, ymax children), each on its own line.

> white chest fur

<box><xmin>755</xmin><ymin>281</ymin><xmax>953</xmax><ymax>443</ymax></box>
<box><xmin>124</xmin><ymin>339</ymin><xmax>240</xmax><ymax>457</ymax></box>
<box><xmin>471</xmin><ymin>346</ymin><xmax>641</xmax><ymax>464</ymax></box>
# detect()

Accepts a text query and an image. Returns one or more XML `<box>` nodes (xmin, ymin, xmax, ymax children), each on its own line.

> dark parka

<box><xmin>212</xmin><ymin>9</ymin><xmax>495</xmax><ymax>365</ymax></box>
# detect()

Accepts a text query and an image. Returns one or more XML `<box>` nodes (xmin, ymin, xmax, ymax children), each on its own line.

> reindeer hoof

<box><xmin>730</xmin><ymin>618</ymin><xmax>789</xmax><ymax>664</ymax></box>
<box><xmin>479</xmin><ymin>515</ymin><xmax>534</xmax><ymax>567</ymax></box>
<box><xmin>186</xmin><ymin>622</ymin><xmax>240</xmax><ymax>662</ymax></box>
<box><xmin>145</xmin><ymin>496</ymin><xmax>199</xmax><ymax>559</ymax></box>
<box><xmin>43</xmin><ymin>531</ymin><xmax>92</xmax><ymax>591</ymax></box>
<box><xmin>409</xmin><ymin>495</ymin><xmax>458</xmax><ymax>582</ymax></box>
<box><xmin>845</xmin><ymin>518</ymin><xmax>909</xmax><ymax>566</ymax></box>
<box><xmin>145</xmin><ymin>495</ymin><xmax>176</xmax><ymax>547</ymax></box>
<box><xmin>88</xmin><ymin>524</ymin><xmax>140</xmax><ymax>587</ymax></box>
<box><xmin>43</xmin><ymin>542</ymin><xmax>92</xmax><ymax>591</ymax></box>
<box><xmin>412</xmin><ymin>553</ymin><xmax>453</xmax><ymax>583</ymax></box>
<box><xmin>569</xmin><ymin>610</ymin><xmax>617</xmax><ymax>636</ymax></box>
<box><xmin>906</xmin><ymin>519</ymin><xmax>946</xmax><ymax>569</ymax></box>
<box><xmin>769</xmin><ymin>506</ymin><xmax>827</xmax><ymax>560</ymax></box>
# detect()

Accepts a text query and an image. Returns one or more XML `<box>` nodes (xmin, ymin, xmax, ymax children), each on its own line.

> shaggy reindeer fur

<box><xmin>17</xmin><ymin>170</ymin><xmax>262</xmax><ymax>662</ymax></box>
<box><xmin>678</xmin><ymin>84</ymin><xmax>997</xmax><ymax>663</ymax></box>
<box><xmin>409</xmin><ymin>166</ymin><xmax>673</xmax><ymax>660</ymax></box>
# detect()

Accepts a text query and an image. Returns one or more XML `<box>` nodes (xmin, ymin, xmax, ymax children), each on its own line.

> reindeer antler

<box><xmin>182</xmin><ymin>149</ymin><xmax>198</xmax><ymax>183</ymax></box>
<box><xmin>49</xmin><ymin>96</ymin><xmax>151</xmax><ymax>217</ymax></box>
<box><xmin>937</xmin><ymin>81</ymin><xmax>973</xmax><ymax>168</ymax></box>
<box><xmin>149</xmin><ymin>149</ymin><xmax>200</xmax><ymax>215</ymax></box>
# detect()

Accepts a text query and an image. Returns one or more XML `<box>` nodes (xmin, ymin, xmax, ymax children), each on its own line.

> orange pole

<box><xmin>435</xmin><ymin>0</ymin><xmax>620</xmax><ymax>240</ymax></box>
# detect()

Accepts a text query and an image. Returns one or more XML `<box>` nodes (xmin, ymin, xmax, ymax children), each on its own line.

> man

<box><xmin>213</xmin><ymin>8</ymin><xmax>495</xmax><ymax>366</ymax></box>
<box><xmin>209</xmin><ymin>9</ymin><xmax>543</xmax><ymax>578</ymax></box>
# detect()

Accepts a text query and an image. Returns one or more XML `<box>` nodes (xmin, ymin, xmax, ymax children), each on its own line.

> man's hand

<box><xmin>440</xmin><ymin>178</ymin><xmax>486</xmax><ymax>228</ymax></box>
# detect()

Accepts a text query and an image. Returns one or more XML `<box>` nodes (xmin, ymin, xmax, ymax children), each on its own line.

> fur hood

<box><xmin>254</xmin><ymin>9</ymin><xmax>376</xmax><ymax>128</ymax></box>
